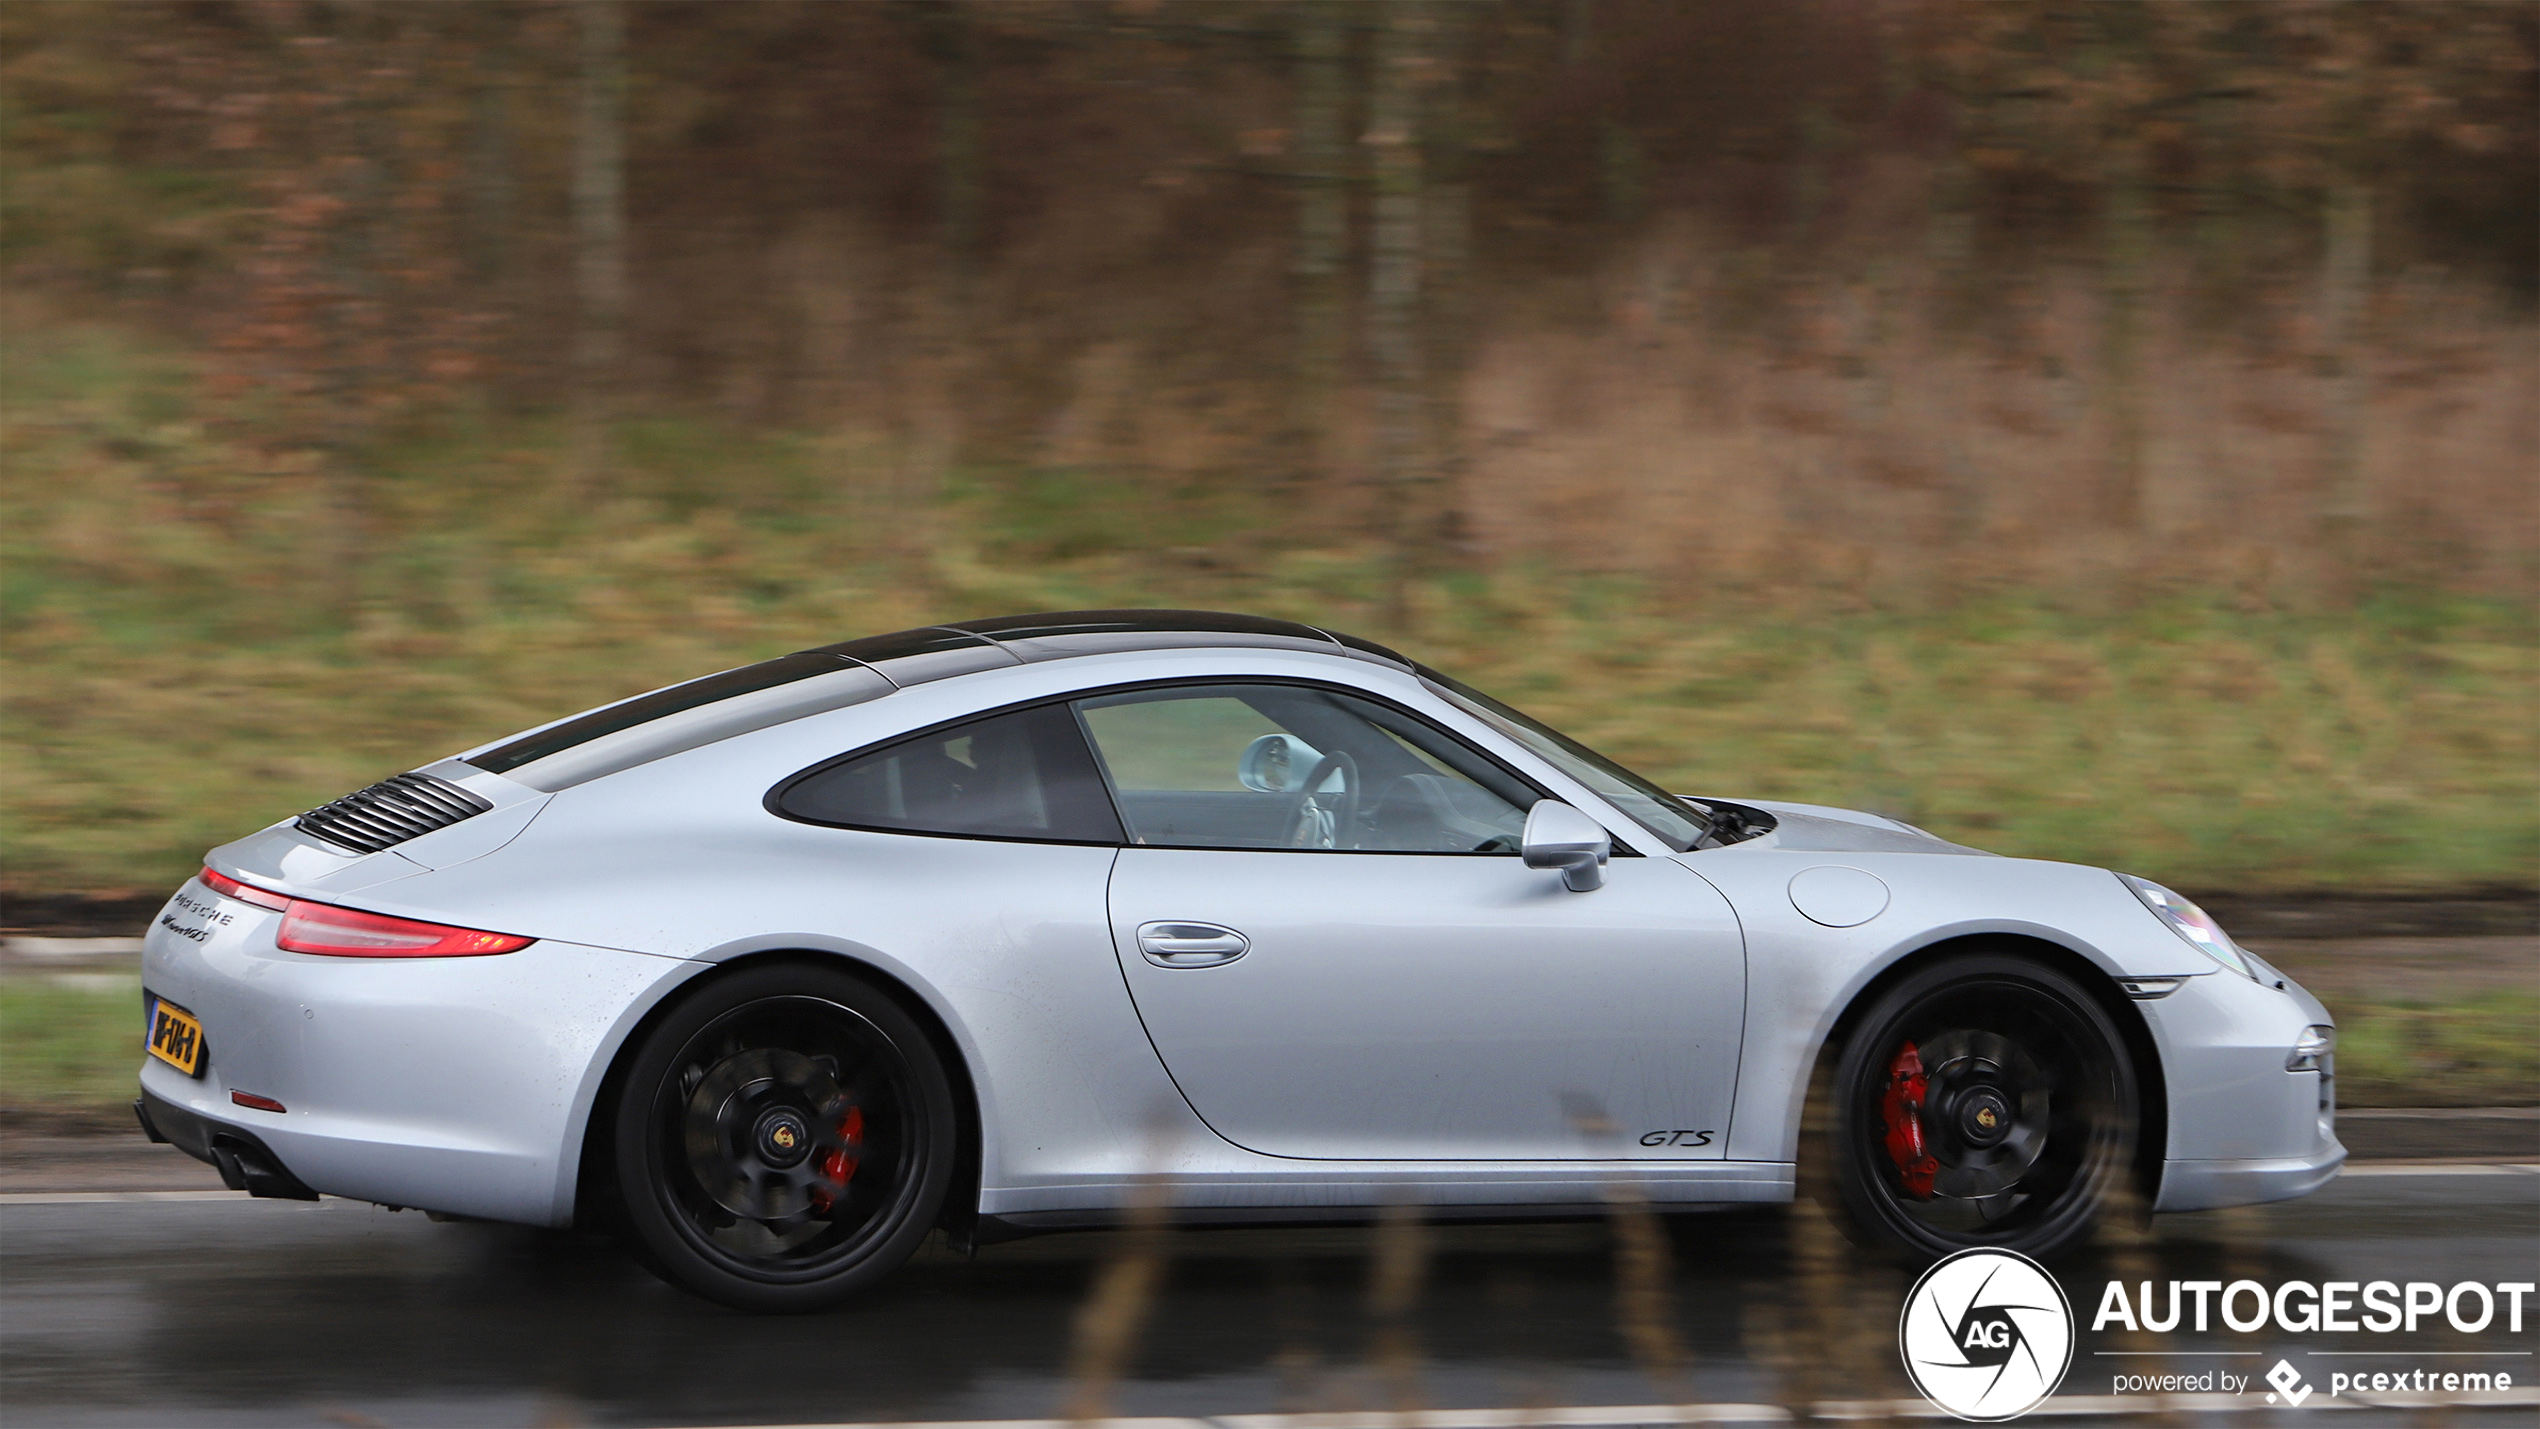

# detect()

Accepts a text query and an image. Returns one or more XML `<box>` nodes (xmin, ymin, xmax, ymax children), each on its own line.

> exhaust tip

<box><xmin>207</xmin><ymin>1136</ymin><xmax>320</xmax><ymax>1201</ymax></box>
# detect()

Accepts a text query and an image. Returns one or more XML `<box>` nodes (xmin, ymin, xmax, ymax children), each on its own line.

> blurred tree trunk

<box><xmin>1367</xmin><ymin>3</ymin><xmax>1429</xmax><ymax>630</ymax></box>
<box><xmin>2317</xmin><ymin>180</ymin><xmax>2373</xmax><ymax>558</ymax></box>
<box><xmin>1422</xmin><ymin>2</ymin><xmax>1474</xmax><ymax>562</ymax></box>
<box><xmin>1919</xmin><ymin>16</ymin><xmax>1979</xmax><ymax>335</ymax></box>
<box><xmin>2191</xmin><ymin>86</ymin><xmax>2248</xmax><ymax>332</ymax></box>
<box><xmin>2099</xmin><ymin>142</ymin><xmax>2151</xmax><ymax>533</ymax></box>
<box><xmin>571</xmin><ymin>0</ymin><xmax>628</xmax><ymax>491</ymax></box>
<box><xmin>467</xmin><ymin>4</ymin><xmax>520</xmax><ymax>411</ymax></box>
<box><xmin>2090</xmin><ymin>14</ymin><xmax>2151</xmax><ymax>535</ymax></box>
<box><xmin>2305</xmin><ymin>13</ymin><xmax>2390</xmax><ymax>590</ymax></box>
<box><xmin>301</xmin><ymin>6</ymin><xmax>396</xmax><ymax>613</ymax></box>
<box><xmin>1291</xmin><ymin>0</ymin><xmax>1348</xmax><ymax>476</ymax></box>
<box><xmin>930</xmin><ymin>6</ymin><xmax>982</xmax><ymax>322</ymax></box>
<box><xmin>1569</xmin><ymin>0</ymin><xmax>1642</xmax><ymax>229</ymax></box>
<box><xmin>911</xmin><ymin>1</ymin><xmax>981</xmax><ymax>511</ymax></box>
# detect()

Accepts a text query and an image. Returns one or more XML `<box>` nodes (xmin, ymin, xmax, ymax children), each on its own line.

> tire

<box><xmin>1814</xmin><ymin>953</ymin><xmax>2136</xmax><ymax>1264</ymax></box>
<box><xmin>610</xmin><ymin>961</ymin><xmax>956</xmax><ymax>1312</ymax></box>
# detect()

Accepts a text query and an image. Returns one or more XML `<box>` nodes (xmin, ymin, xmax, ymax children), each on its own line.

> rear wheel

<box><xmin>611</xmin><ymin>963</ymin><xmax>955</xmax><ymax>1312</ymax></box>
<box><xmin>1817</xmin><ymin>953</ymin><xmax>2135</xmax><ymax>1263</ymax></box>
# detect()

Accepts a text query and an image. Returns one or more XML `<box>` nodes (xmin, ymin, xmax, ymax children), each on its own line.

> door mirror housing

<box><xmin>1522</xmin><ymin>800</ymin><xmax>1611</xmax><ymax>891</ymax></box>
<box><xmin>1237</xmin><ymin>733</ymin><xmax>1326</xmax><ymax>792</ymax></box>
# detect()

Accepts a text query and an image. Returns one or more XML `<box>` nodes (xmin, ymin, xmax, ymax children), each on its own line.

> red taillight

<box><xmin>276</xmin><ymin>901</ymin><xmax>533</xmax><ymax>958</ymax></box>
<box><xmin>200</xmin><ymin>867</ymin><xmax>289</xmax><ymax>911</ymax></box>
<box><xmin>199</xmin><ymin>866</ymin><xmax>531</xmax><ymax>957</ymax></box>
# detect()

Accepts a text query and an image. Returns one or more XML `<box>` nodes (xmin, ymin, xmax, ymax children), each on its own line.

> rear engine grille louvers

<box><xmin>296</xmin><ymin>772</ymin><xmax>493</xmax><ymax>855</ymax></box>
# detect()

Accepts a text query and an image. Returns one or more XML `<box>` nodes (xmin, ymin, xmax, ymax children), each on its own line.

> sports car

<box><xmin>135</xmin><ymin>610</ymin><xmax>2343</xmax><ymax>1311</ymax></box>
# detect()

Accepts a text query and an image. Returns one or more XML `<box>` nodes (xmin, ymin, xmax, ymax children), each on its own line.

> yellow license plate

<box><xmin>146</xmin><ymin>997</ymin><xmax>206</xmax><ymax>1078</ymax></box>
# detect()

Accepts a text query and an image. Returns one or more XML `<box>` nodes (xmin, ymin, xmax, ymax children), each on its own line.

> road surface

<box><xmin>3</xmin><ymin>1164</ymin><xmax>2533</xmax><ymax>1428</ymax></box>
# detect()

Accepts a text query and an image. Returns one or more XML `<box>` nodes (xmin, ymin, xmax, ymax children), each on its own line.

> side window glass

<box><xmin>1073</xmin><ymin>684</ymin><xmax>1534</xmax><ymax>852</ymax></box>
<box><xmin>776</xmin><ymin>703</ymin><xmax>1124</xmax><ymax>843</ymax></box>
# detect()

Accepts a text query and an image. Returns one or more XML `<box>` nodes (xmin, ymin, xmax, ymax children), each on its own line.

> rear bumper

<box><xmin>2154</xmin><ymin>1140</ymin><xmax>2348</xmax><ymax>1213</ymax></box>
<box><xmin>141</xmin><ymin>876</ymin><xmax>704</xmax><ymax>1227</ymax></box>
<box><xmin>137</xmin><ymin>1090</ymin><xmax>320</xmax><ymax>1200</ymax></box>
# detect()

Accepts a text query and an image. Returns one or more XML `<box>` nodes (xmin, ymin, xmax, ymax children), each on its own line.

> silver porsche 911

<box><xmin>136</xmin><ymin>610</ymin><xmax>2342</xmax><ymax>1311</ymax></box>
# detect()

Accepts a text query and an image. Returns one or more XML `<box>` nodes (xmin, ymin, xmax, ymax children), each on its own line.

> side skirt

<box><xmin>978</xmin><ymin>1160</ymin><xmax>1794</xmax><ymax>1219</ymax></box>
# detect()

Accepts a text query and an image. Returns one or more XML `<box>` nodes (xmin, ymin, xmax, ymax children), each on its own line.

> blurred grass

<box><xmin>2</xmin><ymin>976</ymin><xmax>2524</xmax><ymax>1115</ymax></box>
<box><xmin>2328</xmin><ymin>992</ymin><xmax>2540</xmax><ymax>1108</ymax></box>
<box><xmin>3</xmin><ymin>314</ymin><xmax>2536</xmax><ymax>895</ymax></box>
<box><xmin>0</xmin><ymin>977</ymin><xmax>141</xmax><ymax>1110</ymax></box>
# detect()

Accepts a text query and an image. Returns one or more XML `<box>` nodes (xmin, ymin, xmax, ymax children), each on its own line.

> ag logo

<box><xmin>1899</xmin><ymin>1248</ymin><xmax>2075</xmax><ymax>1421</ymax></box>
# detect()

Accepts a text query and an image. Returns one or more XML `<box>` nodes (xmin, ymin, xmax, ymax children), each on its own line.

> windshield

<box><xmin>1418</xmin><ymin>668</ymin><xmax>1711</xmax><ymax>852</ymax></box>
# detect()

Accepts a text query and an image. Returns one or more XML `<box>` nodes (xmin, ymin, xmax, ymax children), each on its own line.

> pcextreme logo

<box><xmin>1899</xmin><ymin>1248</ymin><xmax>2077</xmax><ymax>1422</ymax></box>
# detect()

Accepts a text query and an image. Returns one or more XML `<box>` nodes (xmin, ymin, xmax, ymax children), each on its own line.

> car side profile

<box><xmin>136</xmin><ymin>610</ymin><xmax>2343</xmax><ymax>1311</ymax></box>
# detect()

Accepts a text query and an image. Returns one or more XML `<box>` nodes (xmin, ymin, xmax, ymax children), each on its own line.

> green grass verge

<box><xmin>2326</xmin><ymin>992</ymin><xmax>2540</xmax><ymax>1108</ymax></box>
<box><xmin>4</xmin><ymin>978</ymin><xmax>2523</xmax><ymax>1118</ymax></box>
<box><xmin>4</xmin><ymin>317</ymin><xmax>2536</xmax><ymax>894</ymax></box>
<box><xmin>0</xmin><ymin>977</ymin><xmax>142</xmax><ymax>1111</ymax></box>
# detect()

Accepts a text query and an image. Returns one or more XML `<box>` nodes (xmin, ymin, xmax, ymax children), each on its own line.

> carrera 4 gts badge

<box><xmin>1637</xmin><ymin>1129</ymin><xmax>1716</xmax><ymax>1147</ymax></box>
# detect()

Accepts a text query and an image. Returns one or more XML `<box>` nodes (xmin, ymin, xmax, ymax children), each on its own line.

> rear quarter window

<box><xmin>773</xmin><ymin>703</ymin><xmax>1125</xmax><ymax>844</ymax></box>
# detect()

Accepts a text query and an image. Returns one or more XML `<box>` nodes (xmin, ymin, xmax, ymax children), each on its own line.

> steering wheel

<box><xmin>1284</xmin><ymin>750</ymin><xmax>1359</xmax><ymax>849</ymax></box>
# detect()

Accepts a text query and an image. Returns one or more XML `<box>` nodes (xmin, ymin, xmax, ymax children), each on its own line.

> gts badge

<box><xmin>1638</xmin><ymin>1129</ymin><xmax>1716</xmax><ymax>1147</ymax></box>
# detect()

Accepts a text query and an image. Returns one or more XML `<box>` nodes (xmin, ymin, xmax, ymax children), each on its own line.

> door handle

<box><xmin>1136</xmin><ymin>921</ymin><xmax>1249</xmax><ymax>968</ymax></box>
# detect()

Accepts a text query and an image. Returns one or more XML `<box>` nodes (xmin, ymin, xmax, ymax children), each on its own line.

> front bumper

<box><xmin>140</xmin><ymin>877</ymin><xmax>703</xmax><ymax>1227</ymax></box>
<box><xmin>2138</xmin><ymin>956</ymin><xmax>2345</xmax><ymax>1212</ymax></box>
<box><xmin>2155</xmin><ymin>1142</ymin><xmax>2348</xmax><ymax>1213</ymax></box>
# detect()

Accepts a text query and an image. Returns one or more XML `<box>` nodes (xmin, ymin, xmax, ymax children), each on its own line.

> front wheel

<box><xmin>611</xmin><ymin>963</ymin><xmax>956</xmax><ymax>1312</ymax></box>
<box><xmin>1817</xmin><ymin>954</ymin><xmax>2136</xmax><ymax>1263</ymax></box>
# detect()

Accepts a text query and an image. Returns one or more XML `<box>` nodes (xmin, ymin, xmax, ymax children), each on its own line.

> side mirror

<box><xmin>1522</xmin><ymin>800</ymin><xmax>1611</xmax><ymax>892</ymax></box>
<box><xmin>1238</xmin><ymin>733</ymin><xmax>1325</xmax><ymax>793</ymax></box>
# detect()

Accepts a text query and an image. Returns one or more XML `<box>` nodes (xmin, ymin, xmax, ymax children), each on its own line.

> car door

<box><xmin>1079</xmin><ymin>681</ymin><xmax>1746</xmax><ymax>1161</ymax></box>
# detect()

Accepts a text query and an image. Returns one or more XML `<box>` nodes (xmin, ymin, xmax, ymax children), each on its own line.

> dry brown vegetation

<box><xmin>3</xmin><ymin>2</ymin><xmax>2535</xmax><ymax>897</ymax></box>
<box><xmin>5</xmin><ymin>2</ymin><xmax>2532</xmax><ymax>584</ymax></box>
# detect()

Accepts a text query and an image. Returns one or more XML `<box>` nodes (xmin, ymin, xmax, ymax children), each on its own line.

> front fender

<box><xmin>1681</xmin><ymin>849</ymin><xmax>2214</xmax><ymax>1165</ymax></box>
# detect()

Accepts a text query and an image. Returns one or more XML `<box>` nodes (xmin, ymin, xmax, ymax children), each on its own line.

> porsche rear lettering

<box><xmin>171</xmin><ymin>890</ymin><xmax>234</xmax><ymax>925</ymax></box>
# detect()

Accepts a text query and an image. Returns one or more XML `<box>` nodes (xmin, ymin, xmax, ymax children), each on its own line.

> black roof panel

<box><xmin>804</xmin><ymin>627</ymin><xmax>1021</xmax><ymax>686</ymax></box>
<box><xmin>1318</xmin><ymin>626</ymin><xmax>1414</xmax><ymax>670</ymax></box>
<box><xmin>944</xmin><ymin>609</ymin><xmax>1344</xmax><ymax>663</ymax></box>
<box><xmin>815</xmin><ymin>610</ymin><xmax>1406</xmax><ymax>676</ymax></box>
<box><xmin>946</xmin><ymin>609</ymin><xmax>1330</xmax><ymax>642</ymax></box>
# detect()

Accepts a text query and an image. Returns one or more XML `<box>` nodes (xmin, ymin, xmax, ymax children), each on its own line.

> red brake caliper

<box><xmin>1880</xmin><ymin>1041</ymin><xmax>1939</xmax><ymax>1200</ymax></box>
<box><xmin>807</xmin><ymin>1105</ymin><xmax>863</xmax><ymax>1214</ymax></box>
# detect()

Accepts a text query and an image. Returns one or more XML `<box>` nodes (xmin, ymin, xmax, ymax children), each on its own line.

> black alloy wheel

<box><xmin>611</xmin><ymin>962</ymin><xmax>956</xmax><ymax>1312</ymax></box>
<box><xmin>1819</xmin><ymin>953</ymin><xmax>2136</xmax><ymax>1263</ymax></box>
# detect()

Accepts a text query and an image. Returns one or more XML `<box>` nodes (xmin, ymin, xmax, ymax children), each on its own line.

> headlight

<box><xmin>2117</xmin><ymin>873</ymin><xmax>2259</xmax><ymax>980</ymax></box>
<box><xmin>2287</xmin><ymin>1025</ymin><xmax>2334</xmax><ymax>1073</ymax></box>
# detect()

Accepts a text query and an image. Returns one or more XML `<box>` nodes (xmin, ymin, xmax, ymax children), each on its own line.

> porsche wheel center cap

<box><xmin>1959</xmin><ymin>1090</ymin><xmax>2012</xmax><ymax>1148</ymax></box>
<box><xmin>754</xmin><ymin>1109</ymin><xmax>812</xmax><ymax>1168</ymax></box>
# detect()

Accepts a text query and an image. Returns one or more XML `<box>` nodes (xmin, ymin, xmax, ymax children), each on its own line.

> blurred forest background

<box><xmin>2</xmin><ymin>0</ymin><xmax>2534</xmax><ymax>896</ymax></box>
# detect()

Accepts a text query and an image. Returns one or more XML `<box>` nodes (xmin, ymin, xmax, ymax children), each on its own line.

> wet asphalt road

<box><xmin>2</xmin><ymin>1167</ymin><xmax>2533</xmax><ymax>1428</ymax></box>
